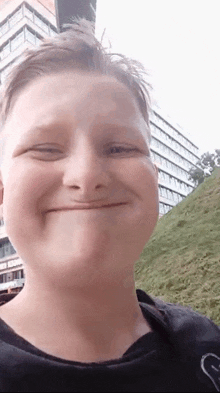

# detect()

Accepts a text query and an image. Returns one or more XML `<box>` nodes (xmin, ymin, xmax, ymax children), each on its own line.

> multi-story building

<box><xmin>0</xmin><ymin>0</ymin><xmax>57</xmax><ymax>86</ymax></box>
<box><xmin>150</xmin><ymin>106</ymin><xmax>199</xmax><ymax>217</ymax></box>
<box><xmin>0</xmin><ymin>0</ymin><xmax>199</xmax><ymax>293</ymax></box>
<box><xmin>0</xmin><ymin>0</ymin><xmax>57</xmax><ymax>293</ymax></box>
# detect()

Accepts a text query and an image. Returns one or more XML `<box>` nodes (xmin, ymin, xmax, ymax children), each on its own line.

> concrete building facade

<box><xmin>0</xmin><ymin>0</ymin><xmax>57</xmax><ymax>88</ymax></box>
<box><xmin>150</xmin><ymin>107</ymin><xmax>199</xmax><ymax>216</ymax></box>
<box><xmin>0</xmin><ymin>0</ymin><xmax>199</xmax><ymax>293</ymax></box>
<box><xmin>0</xmin><ymin>0</ymin><xmax>58</xmax><ymax>293</ymax></box>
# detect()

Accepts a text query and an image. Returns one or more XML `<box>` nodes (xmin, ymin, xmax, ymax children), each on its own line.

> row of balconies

<box><xmin>0</xmin><ymin>277</ymin><xmax>25</xmax><ymax>292</ymax></box>
<box><xmin>150</xmin><ymin>110</ymin><xmax>199</xmax><ymax>156</ymax></box>
<box><xmin>0</xmin><ymin>252</ymin><xmax>24</xmax><ymax>292</ymax></box>
<box><xmin>158</xmin><ymin>173</ymin><xmax>193</xmax><ymax>196</ymax></box>
<box><xmin>151</xmin><ymin>122</ymin><xmax>199</xmax><ymax>164</ymax></box>
<box><xmin>151</xmin><ymin>147</ymin><xmax>195</xmax><ymax>186</ymax></box>
<box><xmin>0</xmin><ymin>0</ymin><xmax>56</xmax><ymax>34</ymax></box>
<box><xmin>0</xmin><ymin>15</ymin><xmax>56</xmax><ymax>70</ymax></box>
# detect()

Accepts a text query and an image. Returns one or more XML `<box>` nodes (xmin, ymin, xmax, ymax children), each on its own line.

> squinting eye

<box><xmin>35</xmin><ymin>148</ymin><xmax>61</xmax><ymax>154</ymax></box>
<box><xmin>30</xmin><ymin>148</ymin><xmax>62</xmax><ymax>156</ymax></box>
<box><xmin>28</xmin><ymin>145</ymin><xmax>64</xmax><ymax>161</ymax></box>
<box><xmin>108</xmin><ymin>146</ymin><xmax>139</xmax><ymax>154</ymax></box>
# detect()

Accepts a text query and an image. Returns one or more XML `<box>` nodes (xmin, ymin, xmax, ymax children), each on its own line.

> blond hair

<box><xmin>0</xmin><ymin>18</ymin><xmax>152</xmax><ymax>137</ymax></box>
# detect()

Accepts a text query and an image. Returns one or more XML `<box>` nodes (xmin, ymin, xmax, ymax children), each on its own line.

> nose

<box><xmin>62</xmin><ymin>144</ymin><xmax>111</xmax><ymax>198</ymax></box>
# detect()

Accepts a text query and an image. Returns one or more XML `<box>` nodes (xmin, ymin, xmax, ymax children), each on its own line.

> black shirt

<box><xmin>0</xmin><ymin>303</ymin><xmax>211</xmax><ymax>392</ymax></box>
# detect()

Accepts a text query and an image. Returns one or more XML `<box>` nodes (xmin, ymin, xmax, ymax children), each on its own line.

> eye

<box><xmin>107</xmin><ymin>146</ymin><xmax>140</xmax><ymax>155</ymax></box>
<box><xmin>28</xmin><ymin>145</ymin><xmax>64</xmax><ymax>161</ymax></box>
<box><xmin>35</xmin><ymin>147</ymin><xmax>61</xmax><ymax>153</ymax></box>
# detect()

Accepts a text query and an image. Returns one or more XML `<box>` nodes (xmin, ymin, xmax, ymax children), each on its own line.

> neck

<box><xmin>0</xmin><ymin>274</ymin><xmax>152</xmax><ymax>362</ymax></box>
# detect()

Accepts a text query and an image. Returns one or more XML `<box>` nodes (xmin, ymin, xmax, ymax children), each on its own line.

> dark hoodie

<box><xmin>0</xmin><ymin>289</ymin><xmax>219</xmax><ymax>392</ymax></box>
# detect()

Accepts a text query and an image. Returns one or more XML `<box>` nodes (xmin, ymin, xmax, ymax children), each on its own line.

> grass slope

<box><xmin>135</xmin><ymin>168</ymin><xmax>220</xmax><ymax>324</ymax></box>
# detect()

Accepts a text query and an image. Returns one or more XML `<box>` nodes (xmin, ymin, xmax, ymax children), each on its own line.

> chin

<box><xmin>29</xmin><ymin>249</ymin><xmax>112</xmax><ymax>290</ymax></box>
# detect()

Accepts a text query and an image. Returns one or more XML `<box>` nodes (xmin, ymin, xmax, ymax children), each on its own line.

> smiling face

<box><xmin>0</xmin><ymin>71</ymin><xmax>158</xmax><ymax>287</ymax></box>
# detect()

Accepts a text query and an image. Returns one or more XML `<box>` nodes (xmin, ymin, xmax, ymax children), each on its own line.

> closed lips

<box><xmin>47</xmin><ymin>203</ymin><xmax>127</xmax><ymax>212</ymax></box>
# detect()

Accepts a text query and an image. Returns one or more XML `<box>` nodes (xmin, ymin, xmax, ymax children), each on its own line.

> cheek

<box><xmin>3</xmin><ymin>162</ymin><xmax>58</xmax><ymax>219</ymax></box>
<box><xmin>121</xmin><ymin>158</ymin><xmax>158</xmax><ymax>201</ymax></box>
<box><xmin>2</xmin><ymin>162</ymin><xmax>60</xmax><ymax>250</ymax></box>
<box><xmin>124</xmin><ymin>159</ymin><xmax>159</xmax><ymax>234</ymax></box>
<box><xmin>116</xmin><ymin>159</ymin><xmax>158</xmax><ymax>248</ymax></box>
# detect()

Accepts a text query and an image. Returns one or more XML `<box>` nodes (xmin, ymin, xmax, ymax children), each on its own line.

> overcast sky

<box><xmin>95</xmin><ymin>0</ymin><xmax>220</xmax><ymax>156</ymax></box>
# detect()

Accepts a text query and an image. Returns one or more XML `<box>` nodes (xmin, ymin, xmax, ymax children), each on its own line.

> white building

<box><xmin>0</xmin><ymin>0</ymin><xmax>57</xmax><ymax>86</ymax></box>
<box><xmin>0</xmin><ymin>0</ymin><xmax>57</xmax><ymax>293</ymax></box>
<box><xmin>0</xmin><ymin>0</ymin><xmax>199</xmax><ymax>292</ymax></box>
<box><xmin>150</xmin><ymin>107</ymin><xmax>199</xmax><ymax>217</ymax></box>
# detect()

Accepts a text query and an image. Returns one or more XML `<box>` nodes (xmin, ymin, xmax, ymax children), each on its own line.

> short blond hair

<box><xmin>0</xmin><ymin>18</ymin><xmax>152</xmax><ymax>138</ymax></box>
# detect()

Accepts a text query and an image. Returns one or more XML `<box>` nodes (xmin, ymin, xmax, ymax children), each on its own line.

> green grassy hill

<box><xmin>135</xmin><ymin>168</ymin><xmax>220</xmax><ymax>324</ymax></box>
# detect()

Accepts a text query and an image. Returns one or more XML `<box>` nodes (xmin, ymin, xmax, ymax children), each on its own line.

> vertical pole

<box><xmin>55</xmin><ymin>0</ymin><xmax>97</xmax><ymax>33</ymax></box>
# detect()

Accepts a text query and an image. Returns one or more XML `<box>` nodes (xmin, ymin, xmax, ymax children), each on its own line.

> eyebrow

<box><xmin>26</xmin><ymin>123</ymin><xmax>64</xmax><ymax>135</ymax></box>
<box><xmin>26</xmin><ymin>122</ymin><xmax>150</xmax><ymax>147</ymax></box>
<box><xmin>27</xmin><ymin>123</ymin><xmax>140</xmax><ymax>135</ymax></box>
<box><xmin>98</xmin><ymin>122</ymin><xmax>150</xmax><ymax>137</ymax></box>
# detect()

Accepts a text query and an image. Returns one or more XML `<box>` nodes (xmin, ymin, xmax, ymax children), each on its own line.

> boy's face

<box><xmin>0</xmin><ymin>71</ymin><xmax>158</xmax><ymax>285</ymax></box>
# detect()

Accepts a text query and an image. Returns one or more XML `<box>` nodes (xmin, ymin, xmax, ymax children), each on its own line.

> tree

<box><xmin>215</xmin><ymin>149</ymin><xmax>220</xmax><ymax>166</ymax></box>
<box><xmin>188</xmin><ymin>150</ymin><xmax>220</xmax><ymax>186</ymax></box>
<box><xmin>188</xmin><ymin>167</ymin><xmax>205</xmax><ymax>186</ymax></box>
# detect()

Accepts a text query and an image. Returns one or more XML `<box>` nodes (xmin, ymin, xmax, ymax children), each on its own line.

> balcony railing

<box><xmin>0</xmin><ymin>278</ymin><xmax>25</xmax><ymax>292</ymax></box>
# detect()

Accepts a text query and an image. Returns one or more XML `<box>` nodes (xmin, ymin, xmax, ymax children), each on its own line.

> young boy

<box><xmin>0</xmin><ymin>18</ymin><xmax>219</xmax><ymax>392</ymax></box>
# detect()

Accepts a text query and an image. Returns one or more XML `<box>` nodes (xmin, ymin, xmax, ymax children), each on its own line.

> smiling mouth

<box><xmin>47</xmin><ymin>203</ymin><xmax>127</xmax><ymax>212</ymax></box>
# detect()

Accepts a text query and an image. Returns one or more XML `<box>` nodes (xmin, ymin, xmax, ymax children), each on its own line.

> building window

<box><xmin>160</xmin><ymin>171</ymin><xmax>165</xmax><ymax>181</ymax></box>
<box><xmin>159</xmin><ymin>186</ymin><xmax>165</xmax><ymax>198</ymax></box>
<box><xmin>0</xmin><ymin>20</ymin><xmax>9</xmax><ymax>37</ymax></box>
<box><xmin>1</xmin><ymin>28</ymin><xmax>26</xmax><ymax>60</ymax></box>
<box><xmin>0</xmin><ymin>240</ymin><xmax>16</xmax><ymax>259</ymax></box>
<box><xmin>0</xmin><ymin>273</ymin><xmax>7</xmax><ymax>284</ymax></box>
<box><xmin>164</xmin><ymin>205</ymin><xmax>169</xmax><ymax>214</ymax></box>
<box><xmin>159</xmin><ymin>203</ymin><xmax>165</xmax><ymax>215</ymax></box>
<box><xmin>174</xmin><ymin>193</ymin><xmax>179</xmax><ymax>202</ymax></box>
<box><xmin>159</xmin><ymin>203</ymin><xmax>172</xmax><ymax>215</ymax></box>
<box><xmin>161</xmin><ymin>187</ymin><xmax>165</xmax><ymax>197</ymax></box>
<box><xmin>0</xmin><ymin>245</ymin><xmax>4</xmax><ymax>259</ymax></box>
<box><xmin>34</xmin><ymin>14</ymin><xmax>49</xmax><ymax>33</ymax></box>
<box><xmin>13</xmin><ymin>269</ymin><xmax>24</xmax><ymax>280</ymax></box>
<box><xmin>1</xmin><ymin>42</ymin><xmax>11</xmax><ymax>60</ymax></box>
<box><xmin>151</xmin><ymin>138</ymin><xmax>155</xmax><ymax>148</ymax></box>
<box><xmin>0</xmin><ymin>269</ymin><xmax>24</xmax><ymax>283</ymax></box>
<box><xmin>25</xmin><ymin>27</ymin><xmax>36</xmax><ymax>45</ymax></box>
<box><xmin>4</xmin><ymin>243</ymin><xmax>14</xmax><ymax>257</ymax></box>
<box><xmin>151</xmin><ymin>151</ymin><xmax>155</xmax><ymax>161</ymax></box>
<box><xmin>11</xmin><ymin>30</ymin><xmax>25</xmax><ymax>52</ymax></box>
<box><xmin>49</xmin><ymin>26</ymin><xmax>57</xmax><ymax>37</ymax></box>
<box><xmin>0</xmin><ymin>64</ymin><xmax>12</xmax><ymax>84</ymax></box>
<box><xmin>9</xmin><ymin>7</ymin><xmax>23</xmax><ymax>28</ymax></box>
<box><xmin>166</xmin><ymin>189</ymin><xmax>172</xmax><ymax>200</ymax></box>
<box><xmin>24</xmin><ymin>4</ymin><xmax>34</xmax><ymax>22</ymax></box>
<box><xmin>35</xmin><ymin>36</ymin><xmax>43</xmax><ymax>46</ymax></box>
<box><xmin>167</xmin><ymin>161</ymin><xmax>172</xmax><ymax>170</ymax></box>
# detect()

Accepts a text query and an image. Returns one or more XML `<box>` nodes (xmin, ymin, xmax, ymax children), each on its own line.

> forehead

<box><xmin>6</xmin><ymin>71</ymin><xmax>150</xmax><ymax>143</ymax></box>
